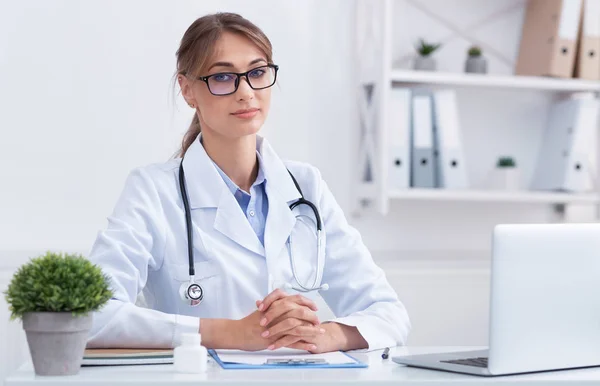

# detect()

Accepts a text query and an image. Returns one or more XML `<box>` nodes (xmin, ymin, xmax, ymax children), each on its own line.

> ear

<box><xmin>178</xmin><ymin>74</ymin><xmax>196</xmax><ymax>107</ymax></box>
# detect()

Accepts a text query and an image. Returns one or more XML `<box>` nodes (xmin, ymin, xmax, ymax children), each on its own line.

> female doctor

<box><xmin>86</xmin><ymin>12</ymin><xmax>410</xmax><ymax>353</ymax></box>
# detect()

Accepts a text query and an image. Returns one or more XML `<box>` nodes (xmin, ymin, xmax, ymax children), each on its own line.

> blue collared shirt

<box><xmin>212</xmin><ymin>152</ymin><xmax>269</xmax><ymax>246</ymax></box>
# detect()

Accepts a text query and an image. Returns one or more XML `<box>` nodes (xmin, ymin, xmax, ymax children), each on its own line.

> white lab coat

<box><xmin>86</xmin><ymin>134</ymin><xmax>411</xmax><ymax>350</ymax></box>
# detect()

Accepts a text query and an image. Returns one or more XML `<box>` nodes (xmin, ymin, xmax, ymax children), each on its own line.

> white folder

<box><xmin>388</xmin><ymin>88</ymin><xmax>411</xmax><ymax>190</ymax></box>
<box><xmin>531</xmin><ymin>94</ymin><xmax>600</xmax><ymax>193</ymax></box>
<box><xmin>431</xmin><ymin>90</ymin><xmax>469</xmax><ymax>189</ymax></box>
<box><xmin>410</xmin><ymin>94</ymin><xmax>435</xmax><ymax>188</ymax></box>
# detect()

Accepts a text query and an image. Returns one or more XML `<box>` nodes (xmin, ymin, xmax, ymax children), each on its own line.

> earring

<box><xmin>189</xmin><ymin>103</ymin><xmax>195</xmax><ymax>108</ymax></box>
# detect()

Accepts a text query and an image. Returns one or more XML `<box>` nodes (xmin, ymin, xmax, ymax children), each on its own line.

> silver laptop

<box><xmin>393</xmin><ymin>223</ymin><xmax>600</xmax><ymax>376</ymax></box>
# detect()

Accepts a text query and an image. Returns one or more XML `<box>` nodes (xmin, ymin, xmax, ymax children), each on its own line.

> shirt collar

<box><xmin>181</xmin><ymin>132</ymin><xmax>300</xmax><ymax>209</ymax></box>
<box><xmin>209</xmin><ymin>143</ymin><xmax>267</xmax><ymax>197</ymax></box>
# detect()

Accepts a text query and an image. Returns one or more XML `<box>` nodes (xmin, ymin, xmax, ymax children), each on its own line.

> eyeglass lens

<box><xmin>207</xmin><ymin>66</ymin><xmax>276</xmax><ymax>95</ymax></box>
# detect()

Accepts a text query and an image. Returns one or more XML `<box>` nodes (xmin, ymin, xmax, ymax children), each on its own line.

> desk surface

<box><xmin>6</xmin><ymin>346</ymin><xmax>600</xmax><ymax>386</ymax></box>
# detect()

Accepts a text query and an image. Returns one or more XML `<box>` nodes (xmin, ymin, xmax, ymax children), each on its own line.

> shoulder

<box><xmin>282</xmin><ymin>159</ymin><xmax>324</xmax><ymax>186</ymax></box>
<box><xmin>121</xmin><ymin>158</ymin><xmax>180</xmax><ymax>195</ymax></box>
<box><xmin>280</xmin><ymin>159</ymin><xmax>330</xmax><ymax>204</ymax></box>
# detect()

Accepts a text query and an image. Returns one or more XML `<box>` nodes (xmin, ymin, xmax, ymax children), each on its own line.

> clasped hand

<box><xmin>237</xmin><ymin>288</ymin><xmax>333</xmax><ymax>353</ymax></box>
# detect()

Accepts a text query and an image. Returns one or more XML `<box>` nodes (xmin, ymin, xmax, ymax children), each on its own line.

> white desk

<box><xmin>6</xmin><ymin>346</ymin><xmax>600</xmax><ymax>386</ymax></box>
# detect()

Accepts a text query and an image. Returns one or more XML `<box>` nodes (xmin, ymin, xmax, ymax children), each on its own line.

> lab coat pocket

<box><xmin>166</xmin><ymin>261</ymin><xmax>221</xmax><ymax>317</ymax></box>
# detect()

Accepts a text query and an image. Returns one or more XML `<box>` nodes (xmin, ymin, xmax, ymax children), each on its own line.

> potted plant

<box><xmin>4</xmin><ymin>251</ymin><xmax>112</xmax><ymax>376</ymax></box>
<box><xmin>413</xmin><ymin>38</ymin><xmax>441</xmax><ymax>71</ymax></box>
<box><xmin>465</xmin><ymin>45</ymin><xmax>488</xmax><ymax>74</ymax></box>
<box><xmin>489</xmin><ymin>156</ymin><xmax>519</xmax><ymax>190</ymax></box>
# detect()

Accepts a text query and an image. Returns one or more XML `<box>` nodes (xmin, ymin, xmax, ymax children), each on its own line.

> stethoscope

<box><xmin>178</xmin><ymin>159</ymin><xmax>328</xmax><ymax>307</ymax></box>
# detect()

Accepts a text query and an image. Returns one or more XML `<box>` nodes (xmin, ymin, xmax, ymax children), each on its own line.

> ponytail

<box><xmin>179</xmin><ymin>113</ymin><xmax>201</xmax><ymax>158</ymax></box>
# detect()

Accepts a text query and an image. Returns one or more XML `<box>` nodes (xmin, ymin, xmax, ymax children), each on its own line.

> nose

<box><xmin>235</xmin><ymin>76</ymin><xmax>254</xmax><ymax>101</ymax></box>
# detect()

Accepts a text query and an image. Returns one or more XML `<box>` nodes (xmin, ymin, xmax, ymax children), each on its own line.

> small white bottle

<box><xmin>174</xmin><ymin>332</ymin><xmax>208</xmax><ymax>373</ymax></box>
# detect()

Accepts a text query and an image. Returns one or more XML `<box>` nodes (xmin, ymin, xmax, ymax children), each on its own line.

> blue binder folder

<box><xmin>208</xmin><ymin>349</ymin><xmax>368</xmax><ymax>369</ymax></box>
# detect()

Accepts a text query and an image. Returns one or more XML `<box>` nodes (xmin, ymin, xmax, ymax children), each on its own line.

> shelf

<box><xmin>388</xmin><ymin>189</ymin><xmax>600</xmax><ymax>204</ymax></box>
<box><xmin>390</xmin><ymin>70</ymin><xmax>600</xmax><ymax>93</ymax></box>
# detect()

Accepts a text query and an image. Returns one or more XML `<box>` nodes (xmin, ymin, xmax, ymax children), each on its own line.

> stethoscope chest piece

<box><xmin>179</xmin><ymin>279</ymin><xmax>203</xmax><ymax>307</ymax></box>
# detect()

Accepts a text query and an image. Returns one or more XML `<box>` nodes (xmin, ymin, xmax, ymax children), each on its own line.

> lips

<box><xmin>231</xmin><ymin>108</ymin><xmax>260</xmax><ymax>119</ymax></box>
<box><xmin>232</xmin><ymin>108</ymin><xmax>259</xmax><ymax>115</ymax></box>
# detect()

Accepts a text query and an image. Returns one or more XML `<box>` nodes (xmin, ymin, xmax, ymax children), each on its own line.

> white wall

<box><xmin>1</xmin><ymin>0</ymin><xmax>594</xmax><ymax>383</ymax></box>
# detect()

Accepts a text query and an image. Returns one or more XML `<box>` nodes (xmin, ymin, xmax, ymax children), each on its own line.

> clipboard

<box><xmin>208</xmin><ymin>349</ymin><xmax>368</xmax><ymax>369</ymax></box>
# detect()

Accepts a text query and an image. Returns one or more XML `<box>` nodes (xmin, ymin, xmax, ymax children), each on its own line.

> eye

<box><xmin>211</xmin><ymin>73</ymin><xmax>235</xmax><ymax>82</ymax></box>
<box><xmin>248</xmin><ymin>68</ymin><xmax>266</xmax><ymax>78</ymax></box>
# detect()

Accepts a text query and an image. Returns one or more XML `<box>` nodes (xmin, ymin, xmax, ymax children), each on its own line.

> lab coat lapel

<box><xmin>214</xmin><ymin>189</ymin><xmax>265</xmax><ymax>256</ymax></box>
<box><xmin>182</xmin><ymin>133</ymin><xmax>264</xmax><ymax>256</ymax></box>
<box><xmin>260</xmin><ymin>137</ymin><xmax>302</xmax><ymax>266</ymax></box>
<box><xmin>264</xmin><ymin>186</ymin><xmax>297</xmax><ymax>264</ymax></box>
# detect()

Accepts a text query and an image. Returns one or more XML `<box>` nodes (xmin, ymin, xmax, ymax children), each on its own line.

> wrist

<box><xmin>321</xmin><ymin>322</ymin><xmax>347</xmax><ymax>351</ymax></box>
<box><xmin>323</xmin><ymin>322</ymin><xmax>367</xmax><ymax>352</ymax></box>
<box><xmin>199</xmin><ymin>318</ymin><xmax>239</xmax><ymax>349</ymax></box>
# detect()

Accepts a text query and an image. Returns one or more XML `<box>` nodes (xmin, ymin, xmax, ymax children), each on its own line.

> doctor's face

<box><xmin>181</xmin><ymin>31</ymin><xmax>273</xmax><ymax>140</ymax></box>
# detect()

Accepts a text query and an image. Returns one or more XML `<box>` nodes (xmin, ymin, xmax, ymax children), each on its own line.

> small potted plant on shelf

<box><xmin>465</xmin><ymin>45</ymin><xmax>488</xmax><ymax>74</ymax></box>
<box><xmin>4</xmin><ymin>251</ymin><xmax>112</xmax><ymax>376</ymax></box>
<box><xmin>489</xmin><ymin>156</ymin><xmax>519</xmax><ymax>191</ymax></box>
<box><xmin>413</xmin><ymin>38</ymin><xmax>441</xmax><ymax>71</ymax></box>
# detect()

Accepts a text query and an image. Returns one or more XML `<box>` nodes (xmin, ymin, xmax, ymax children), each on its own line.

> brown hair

<box><xmin>175</xmin><ymin>12</ymin><xmax>273</xmax><ymax>157</ymax></box>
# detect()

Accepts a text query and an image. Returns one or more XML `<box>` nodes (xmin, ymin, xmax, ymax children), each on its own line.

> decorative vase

<box><xmin>489</xmin><ymin>167</ymin><xmax>520</xmax><ymax>190</ymax></box>
<box><xmin>413</xmin><ymin>56</ymin><xmax>436</xmax><ymax>71</ymax></box>
<box><xmin>23</xmin><ymin>312</ymin><xmax>93</xmax><ymax>376</ymax></box>
<box><xmin>465</xmin><ymin>56</ymin><xmax>488</xmax><ymax>74</ymax></box>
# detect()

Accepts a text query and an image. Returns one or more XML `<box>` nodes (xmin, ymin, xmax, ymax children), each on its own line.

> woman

<box><xmin>87</xmin><ymin>12</ymin><xmax>410</xmax><ymax>353</ymax></box>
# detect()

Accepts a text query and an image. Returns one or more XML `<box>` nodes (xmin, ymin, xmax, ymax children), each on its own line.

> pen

<box><xmin>381</xmin><ymin>347</ymin><xmax>390</xmax><ymax>360</ymax></box>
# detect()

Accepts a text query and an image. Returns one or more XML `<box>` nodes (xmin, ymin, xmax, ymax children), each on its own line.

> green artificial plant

<box><xmin>497</xmin><ymin>156</ymin><xmax>516</xmax><ymax>168</ymax></box>
<box><xmin>415</xmin><ymin>39</ymin><xmax>441</xmax><ymax>57</ymax></box>
<box><xmin>468</xmin><ymin>46</ymin><xmax>482</xmax><ymax>57</ymax></box>
<box><xmin>3</xmin><ymin>251</ymin><xmax>113</xmax><ymax>320</ymax></box>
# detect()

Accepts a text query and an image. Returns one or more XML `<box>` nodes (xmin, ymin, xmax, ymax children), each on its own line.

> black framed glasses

<box><xmin>197</xmin><ymin>64</ymin><xmax>279</xmax><ymax>96</ymax></box>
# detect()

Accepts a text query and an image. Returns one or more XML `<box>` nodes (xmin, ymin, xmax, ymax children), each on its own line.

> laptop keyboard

<box><xmin>441</xmin><ymin>357</ymin><xmax>488</xmax><ymax>368</ymax></box>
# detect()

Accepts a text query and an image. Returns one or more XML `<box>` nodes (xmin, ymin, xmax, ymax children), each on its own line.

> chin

<box><xmin>232</xmin><ymin>120</ymin><xmax>263</xmax><ymax>136</ymax></box>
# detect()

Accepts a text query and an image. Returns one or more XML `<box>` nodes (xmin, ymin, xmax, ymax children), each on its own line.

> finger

<box><xmin>266</xmin><ymin>320</ymin><xmax>325</xmax><ymax>339</ymax></box>
<box><xmin>279</xmin><ymin>325</ymin><xmax>325</xmax><ymax>339</ymax></box>
<box><xmin>285</xmin><ymin>307</ymin><xmax>320</xmax><ymax>326</ymax></box>
<box><xmin>267</xmin><ymin>309</ymin><xmax>303</xmax><ymax>328</ymax></box>
<box><xmin>287</xmin><ymin>341</ymin><xmax>318</xmax><ymax>352</ymax></box>
<box><xmin>288</xmin><ymin>294</ymin><xmax>319</xmax><ymax>312</ymax></box>
<box><xmin>261</xmin><ymin>294</ymin><xmax>318</xmax><ymax>313</ymax></box>
<box><xmin>261</xmin><ymin>299</ymin><xmax>298</xmax><ymax>327</ymax></box>
<box><xmin>267</xmin><ymin>334</ymin><xmax>303</xmax><ymax>351</ymax></box>
<box><xmin>266</xmin><ymin>308</ymin><xmax>321</xmax><ymax>331</ymax></box>
<box><xmin>262</xmin><ymin>318</ymin><xmax>302</xmax><ymax>338</ymax></box>
<box><xmin>257</xmin><ymin>288</ymin><xmax>288</xmax><ymax>312</ymax></box>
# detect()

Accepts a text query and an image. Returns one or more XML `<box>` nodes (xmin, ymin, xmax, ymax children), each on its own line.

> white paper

<box><xmin>558</xmin><ymin>0</ymin><xmax>583</xmax><ymax>40</ymax></box>
<box><xmin>214</xmin><ymin>348</ymin><xmax>357</xmax><ymax>365</ymax></box>
<box><xmin>583</xmin><ymin>0</ymin><xmax>600</xmax><ymax>37</ymax></box>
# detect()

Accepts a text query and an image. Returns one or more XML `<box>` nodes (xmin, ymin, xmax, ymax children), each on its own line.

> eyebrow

<box><xmin>207</xmin><ymin>58</ymin><xmax>267</xmax><ymax>72</ymax></box>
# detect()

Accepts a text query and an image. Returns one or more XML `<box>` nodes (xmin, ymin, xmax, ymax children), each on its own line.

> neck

<box><xmin>201</xmin><ymin>130</ymin><xmax>258</xmax><ymax>193</ymax></box>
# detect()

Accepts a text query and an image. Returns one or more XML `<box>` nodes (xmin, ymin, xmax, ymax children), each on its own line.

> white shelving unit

<box><xmin>391</xmin><ymin>70</ymin><xmax>600</xmax><ymax>93</ymax></box>
<box><xmin>388</xmin><ymin>189</ymin><xmax>600</xmax><ymax>205</ymax></box>
<box><xmin>354</xmin><ymin>0</ymin><xmax>600</xmax><ymax>219</ymax></box>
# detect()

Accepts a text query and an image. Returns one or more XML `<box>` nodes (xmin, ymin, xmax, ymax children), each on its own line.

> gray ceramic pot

<box><xmin>413</xmin><ymin>56</ymin><xmax>436</xmax><ymax>71</ymax></box>
<box><xmin>22</xmin><ymin>312</ymin><xmax>93</xmax><ymax>376</ymax></box>
<box><xmin>465</xmin><ymin>56</ymin><xmax>487</xmax><ymax>73</ymax></box>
